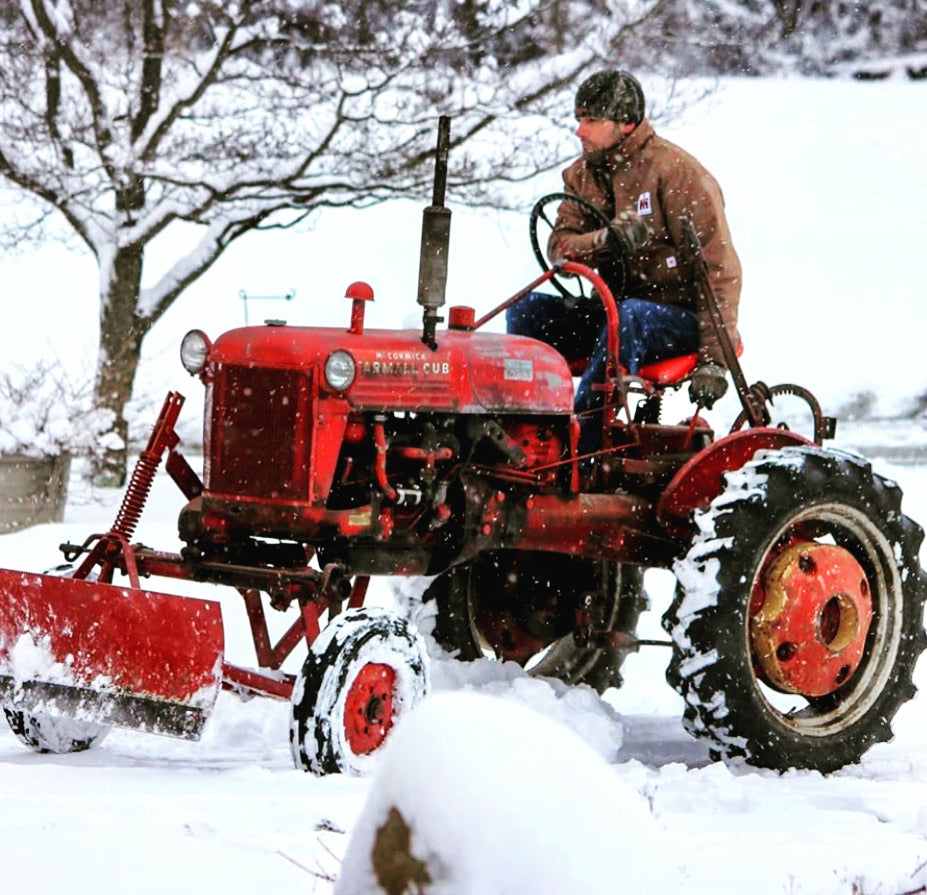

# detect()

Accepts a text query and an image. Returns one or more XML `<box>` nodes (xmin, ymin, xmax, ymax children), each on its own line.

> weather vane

<box><xmin>238</xmin><ymin>288</ymin><xmax>295</xmax><ymax>325</ymax></box>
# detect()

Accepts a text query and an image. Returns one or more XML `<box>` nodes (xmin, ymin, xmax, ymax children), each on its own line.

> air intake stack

<box><xmin>417</xmin><ymin>116</ymin><xmax>452</xmax><ymax>350</ymax></box>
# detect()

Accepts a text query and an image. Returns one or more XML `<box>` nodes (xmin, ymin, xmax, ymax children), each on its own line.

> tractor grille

<box><xmin>209</xmin><ymin>365</ymin><xmax>310</xmax><ymax>500</ymax></box>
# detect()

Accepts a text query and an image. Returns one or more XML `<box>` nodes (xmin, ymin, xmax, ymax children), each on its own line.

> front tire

<box><xmin>663</xmin><ymin>445</ymin><xmax>927</xmax><ymax>773</ymax></box>
<box><xmin>290</xmin><ymin>607</ymin><xmax>429</xmax><ymax>776</ymax></box>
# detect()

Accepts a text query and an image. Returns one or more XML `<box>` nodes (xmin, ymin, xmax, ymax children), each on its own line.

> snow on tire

<box><xmin>3</xmin><ymin>708</ymin><xmax>109</xmax><ymax>754</ymax></box>
<box><xmin>289</xmin><ymin>607</ymin><xmax>429</xmax><ymax>776</ymax></box>
<box><xmin>662</xmin><ymin>445</ymin><xmax>927</xmax><ymax>773</ymax></box>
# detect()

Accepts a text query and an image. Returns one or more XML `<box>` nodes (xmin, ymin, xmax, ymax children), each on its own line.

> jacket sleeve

<box><xmin>546</xmin><ymin>167</ymin><xmax>609</xmax><ymax>264</ymax></box>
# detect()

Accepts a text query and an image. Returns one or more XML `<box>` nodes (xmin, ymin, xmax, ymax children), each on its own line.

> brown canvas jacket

<box><xmin>548</xmin><ymin>119</ymin><xmax>742</xmax><ymax>367</ymax></box>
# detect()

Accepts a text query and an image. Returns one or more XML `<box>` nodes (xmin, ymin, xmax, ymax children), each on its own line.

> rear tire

<box><xmin>290</xmin><ymin>607</ymin><xmax>429</xmax><ymax>776</ymax></box>
<box><xmin>663</xmin><ymin>445</ymin><xmax>927</xmax><ymax>772</ymax></box>
<box><xmin>425</xmin><ymin>551</ymin><xmax>647</xmax><ymax>692</ymax></box>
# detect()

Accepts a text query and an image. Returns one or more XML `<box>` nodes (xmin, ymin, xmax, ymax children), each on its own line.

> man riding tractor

<box><xmin>507</xmin><ymin>69</ymin><xmax>742</xmax><ymax>455</ymax></box>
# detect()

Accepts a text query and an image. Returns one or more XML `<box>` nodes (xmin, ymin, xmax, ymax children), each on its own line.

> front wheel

<box><xmin>290</xmin><ymin>607</ymin><xmax>429</xmax><ymax>776</ymax></box>
<box><xmin>663</xmin><ymin>445</ymin><xmax>927</xmax><ymax>773</ymax></box>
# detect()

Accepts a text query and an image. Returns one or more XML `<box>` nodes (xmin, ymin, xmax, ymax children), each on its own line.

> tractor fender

<box><xmin>656</xmin><ymin>427</ymin><xmax>812</xmax><ymax>540</ymax></box>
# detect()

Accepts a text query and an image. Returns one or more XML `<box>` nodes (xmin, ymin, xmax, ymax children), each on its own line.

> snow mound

<box><xmin>430</xmin><ymin>655</ymin><xmax>625</xmax><ymax>761</ymax></box>
<box><xmin>334</xmin><ymin>690</ymin><xmax>668</xmax><ymax>895</ymax></box>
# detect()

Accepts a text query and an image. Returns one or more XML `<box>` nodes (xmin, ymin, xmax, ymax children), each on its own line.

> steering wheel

<box><xmin>529</xmin><ymin>192</ymin><xmax>627</xmax><ymax>305</ymax></box>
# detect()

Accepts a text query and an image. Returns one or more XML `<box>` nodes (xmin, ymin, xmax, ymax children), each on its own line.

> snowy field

<box><xmin>2</xmin><ymin>76</ymin><xmax>927</xmax><ymax>893</ymax></box>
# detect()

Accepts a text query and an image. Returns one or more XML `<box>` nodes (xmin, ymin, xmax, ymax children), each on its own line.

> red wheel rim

<box><xmin>343</xmin><ymin>662</ymin><xmax>397</xmax><ymax>755</ymax></box>
<box><xmin>751</xmin><ymin>542</ymin><xmax>873</xmax><ymax>697</ymax></box>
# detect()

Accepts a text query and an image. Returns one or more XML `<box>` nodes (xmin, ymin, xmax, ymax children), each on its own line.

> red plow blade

<box><xmin>0</xmin><ymin>568</ymin><xmax>224</xmax><ymax>740</ymax></box>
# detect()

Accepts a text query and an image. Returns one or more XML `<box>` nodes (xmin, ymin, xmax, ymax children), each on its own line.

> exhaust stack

<box><xmin>417</xmin><ymin>116</ymin><xmax>452</xmax><ymax>350</ymax></box>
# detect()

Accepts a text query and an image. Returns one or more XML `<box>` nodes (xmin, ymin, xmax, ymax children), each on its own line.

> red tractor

<box><xmin>1</xmin><ymin>120</ymin><xmax>924</xmax><ymax>775</ymax></box>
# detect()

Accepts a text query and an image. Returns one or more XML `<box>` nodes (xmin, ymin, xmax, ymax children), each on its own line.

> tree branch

<box><xmin>0</xmin><ymin>142</ymin><xmax>92</xmax><ymax>246</ymax></box>
<box><xmin>131</xmin><ymin>0</ymin><xmax>164</xmax><ymax>141</ymax></box>
<box><xmin>138</xmin><ymin>19</ymin><xmax>240</xmax><ymax>162</ymax></box>
<box><xmin>139</xmin><ymin>208</ymin><xmax>274</xmax><ymax>321</ymax></box>
<box><xmin>26</xmin><ymin>0</ymin><xmax>116</xmax><ymax>181</ymax></box>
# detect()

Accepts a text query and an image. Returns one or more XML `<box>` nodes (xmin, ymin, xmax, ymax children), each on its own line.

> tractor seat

<box><xmin>567</xmin><ymin>343</ymin><xmax>743</xmax><ymax>386</ymax></box>
<box><xmin>639</xmin><ymin>353</ymin><xmax>699</xmax><ymax>384</ymax></box>
<box><xmin>567</xmin><ymin>353</ymin><xmax>698</xmax><ymax>386</ymax></box>
<box><xmin>638</xmin><ymin>341</ymin><xmax>743</xmax><ymax>384</ymax></box>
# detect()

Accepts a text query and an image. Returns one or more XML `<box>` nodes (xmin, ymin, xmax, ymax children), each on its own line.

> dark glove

<box><xmin>609</xmin><ymin>209</ymin><xmax>652</xmax><ymax>256</ymax></box>
<box><xmin>688</xmin><ymin>363</ymin><xmax>728</xmax><ymax>409</ymax></box>
<box><xmin>556</xmin><ymin>211</ymin><xmax>651</xmax><ymax>260</ymax></box>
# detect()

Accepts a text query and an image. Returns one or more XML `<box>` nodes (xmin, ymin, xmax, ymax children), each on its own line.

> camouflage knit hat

<box><xmin>574</xmin><ymin>70</ymin><xmax>645</xmax><ymax>125</ymax></box>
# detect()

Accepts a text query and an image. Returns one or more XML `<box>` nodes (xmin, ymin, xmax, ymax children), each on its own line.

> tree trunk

<box><xmin>91</xmin><ymin>243</ymin><xmax>150</xmax><ymax>487</ymax></box>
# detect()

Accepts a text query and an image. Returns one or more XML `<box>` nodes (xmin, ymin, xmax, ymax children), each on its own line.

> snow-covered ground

<box><xmin>2</xmin><ymin>76</ymin><xmax>927</xmax><ymax>894</ymax></box>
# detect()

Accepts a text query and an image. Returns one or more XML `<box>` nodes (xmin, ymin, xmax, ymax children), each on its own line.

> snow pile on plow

<box><xmin>0</xmin><ymin>569</ymin><xmax>223</xmax><ymax>740</ymax></box>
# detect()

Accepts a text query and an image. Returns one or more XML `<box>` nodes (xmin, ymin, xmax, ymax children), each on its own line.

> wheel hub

<box><xmin>343</xmin><ymin>662</ymin><xmax>396</xmax><ymax>755</ymax></box>
<box><xmin>751</xmin><ymin>542</ymin><xmax>873</xmax><ymax>697</ymax></box>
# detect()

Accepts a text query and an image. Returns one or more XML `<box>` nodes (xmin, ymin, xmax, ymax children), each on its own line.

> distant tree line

<box><xmin>441</xmin><ymin>0</ymin><xmax>927</xmax><ymax>79</ymax></box>
<box><xmin>272</xmin><ymin>0</ymin><xmax>927</xmax><ymax>79</ymax></box>
<box><xmin>648</xmin><ymin>0</ymin><xmax>927</xmax><ymax>78</ymax></box>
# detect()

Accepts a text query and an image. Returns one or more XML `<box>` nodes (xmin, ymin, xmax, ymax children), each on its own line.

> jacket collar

<box><xmin>603</xmin><ymin>118</ymin><xmax>654</xmax><ymax>168</ymax></box>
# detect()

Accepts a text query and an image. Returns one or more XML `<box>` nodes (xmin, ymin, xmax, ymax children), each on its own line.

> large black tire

<box><xmin>290</xmin><ymin>607</ymin><xmax>429</xmax><ymax>776</ymax></box>
<box><xmin>424</xmin><ymin>551</ymin><xmax>647</xmax><ymax>692</ymax></box>
<box><xmin>663</xmin><ymin>445</ymin><xmax>927</xmax><ymax>773</ymax></box>
<box><xmin>3</xmin><ymin>709</ymin><xmax>109</xmax><ymax>754</ymax></box>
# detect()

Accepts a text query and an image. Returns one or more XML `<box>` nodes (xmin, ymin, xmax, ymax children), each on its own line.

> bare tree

<box><xmin>0</xmin><ymin>0</ymin><xmax>675</xmax><ymax>483</ymax></box>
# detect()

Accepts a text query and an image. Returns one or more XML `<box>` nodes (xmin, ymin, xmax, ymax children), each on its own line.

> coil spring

<box><xmin>111</xmin><ymin>449</ymin><xmax>161</xmax><ymax>541</ymax></box>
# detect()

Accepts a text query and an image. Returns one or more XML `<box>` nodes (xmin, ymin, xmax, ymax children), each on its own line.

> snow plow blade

<box><xmin>0</xmin><ymin>568</ymin><xmax>223</xmax><ymax>740</ymax></box>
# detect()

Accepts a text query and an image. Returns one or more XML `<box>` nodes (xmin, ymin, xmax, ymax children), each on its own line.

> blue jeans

<box><xmin>506</xmin><ymin>293</ymin><xmax>698</xmax><ymax>454</ymax></box>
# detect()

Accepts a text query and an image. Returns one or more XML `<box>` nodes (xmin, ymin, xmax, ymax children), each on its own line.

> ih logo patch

<box><xmin>637</xmin><ymin>191</ymin><xmax>652</xmax><ymax>215</ymax></box>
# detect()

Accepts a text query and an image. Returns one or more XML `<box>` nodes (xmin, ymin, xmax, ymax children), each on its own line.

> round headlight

<box><xmin>325</xmin><ymin>350</ymin><xmax>356</xmax><ymax>391</ymax></box>
<box><xmin>180</xmin><ymin>329</ymin><xmax>211</xmax><ymax>375</ymax></box>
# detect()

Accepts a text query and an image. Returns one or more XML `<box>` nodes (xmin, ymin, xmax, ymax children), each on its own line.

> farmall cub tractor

<box><xmin>1</xmin><ymin>119</ymin><xmax>925</xmax><ymax>775</ymax></box>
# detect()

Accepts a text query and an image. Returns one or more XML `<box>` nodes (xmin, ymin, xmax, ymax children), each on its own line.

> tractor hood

<box><xmin>208</xmin><ymin>323</ymin><xmax>574</xmax><ymax>414</ymax></box>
